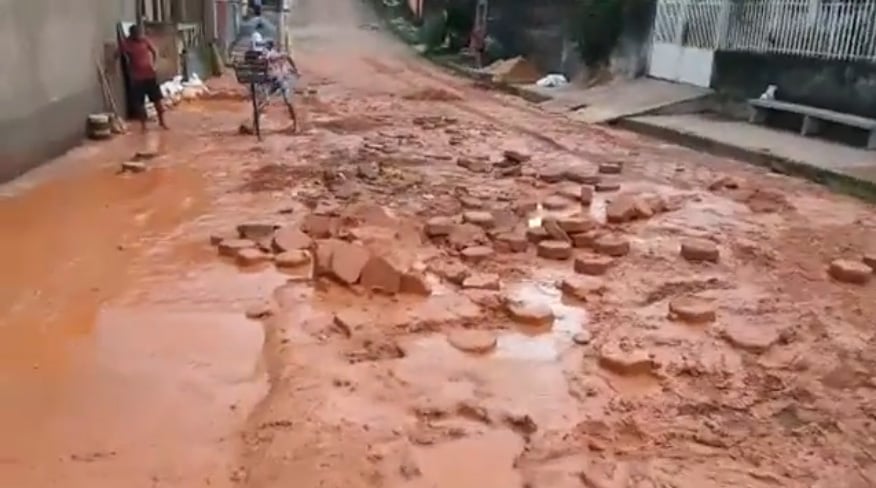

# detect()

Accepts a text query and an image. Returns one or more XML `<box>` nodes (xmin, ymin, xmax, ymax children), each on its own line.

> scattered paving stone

<box><xmin>560</xmin><ymin>276</ymin><xmax>605</xmax><ymax>301</ymax></box>
<box><xmin>462</xmin><ymin>273</ymin><xmax>501</xmax><ymax>290</ymax></box>
<box><xmin>563</xmin><ymin>169</ymin><xmax>597</xmax><ymax>184</ymax></box>
<box><xmin>447</xmin><ymin>330</ymin><xmax>498</xmax><ymax>354</ymax></box>
<box><xmin>570</xmin><ymin>230</ymin><xmax>601</xmax><ymax>249</ymax></box>
<box><xmin>425</xmin><ymin>216</ymin><xmax>455</xmax><ymax>237</ymax></box>
<box><xmin>461</xmin><ymin>245</ymin><xmax>494</xmax><ymax>263</ymax></box>
<box><xmin>209</xmin><ymin>234</ymin><xmax>229</xmax><ymax>246</ymax></box>
<box><xmin>401</xmin><ymin>272</ymin><xmax>432</xmax><ymax>296</ymax></box>
<box><xmin>557</xmin><ymin>185</ymin><xmax>583</xmax><ymax>201</ymax></box>
<box><xmin>598</xmin><ymin>343</ymin><xmax>656</xmax><ymax>376</ymax></box>
<box><xmin>462</xmin><ymin>211</ymin><xmax>496</xmax><ymax>228</ymax></box>
<box><xmin>680</xmin><ymin>238</ymin><xmax>720</xmax><ymax>263</ymax></box>
<box><xmin>491</xmin><ymin>209</ymin><xmax>518</xmax><ymax>232</ymax></box>
<box><xmin>595</xmin><ymin>181</ymin><xmax>621</xmax><ymax>193</ymax></box>
<box><xmin>273</xmin><ymin>227</ymin><xmax>313</xmax><ymax>252</ymax></box>
<box><xmin>218</xmin><ymin>238</ymin><xmax>255</xmax><ymax>257</ymax></box>
<box><xmin>236</xmin><ymin>247</ymin><xmax>272</xmax><ymax>266</ymax></box>
<box><xmin>497</xmin><ymin>164</ymin><xmax>522</xmax><ymax>178</ymax></box>
<box><xmin>330</xmin><ymin>242</ymin><xmax>371</xmax><ymax>285</ymax></box>
<box><xmin>457</xmin><ymin>157</ymin><xmax>491</xmax><ymax>173</ymax></box>
<box><xmin>543</xmin><ymin>218</ymin><xmax>571</xmax><ymax>243</ymax></box>
<box><xmin>245</xmin><ymin>302</ymin><xmax>273</xmax><ymax>320</ymax></box>
<box><xmin>642</xmin><ymin>194</ymin><xmax>667</xmax><ymax>213</ymax></box>
<box><xmin>459</xmin><ymin>196</ymin><xmax>485</xmax><ymax>209</ymax></box>
<box><xmin>121</xmin><ymin>161</ymin><xmax>147</xmax><ymax>173</ymax></box>
<box><xmin>864</xmin><ymin>254</ymin><xmax>876</xmax><ymax>271</ymax></box>
<box><xmin>537</xmin><ymin>240</ymin><xmax>573</xmax><ymax>260</ymax></box>
<box><xmin>633</xmin><ymin>196</ymin><xmax>654</xmax><ymax>218</ymax></box>
<box><xmin>276</xmin><ymin>250</ymin><xmax>311</xmax><ymax>268</ymax></box>
<box><xmin>828</xmin><ymin>259</ymin><xmax>872</xmax><ymax>284</ymax></box>
<box><xmin>448</xmin><ymin>224</ymin><xmax>489</xmax><ymax>250</ymax></box>
<box><xmin>592</xmin><ymin>234</ymin><xmax>630</xmax><ymax>257</ymax></box>
<box><xmin>526</xmin><ymin>226</ymin><xmax>550</xmax><ymax>243</ymax></box>
<box><xmin>514</xmin><ymin>200</ymin><xmax>539</xmax><ymax>215</ymax></box>
<box><xmin>360</xmin><ymin>255</ymin><xmax>403</xmax><ymax>293</ymax></box>
<box><xmin>314</xmin><ymin>239</ymin><xmax>342</xmax><ymax>276</ymax></box>
<box><xmin>505</xmin><ymin>298</ymin><xmax>554</xmax><ymax>326</ymax></box>
<box><xmin>542</xmin><ymin>195</ymin><xmax>572</xmax><ymax>210</ymax></box>
<box><xmin>237</xmin><ymin>223</ymin><xmax>278</xmax><ymax>241</ymax></box>
<box><xmin>572</xmin><ymin>330</ymin><xmax>592</xmax><ymax>345</ymax></box>
<box><xmin>133</xmin><ymin>149</ymin><xmax>159</xmax><ymax>161</ymax></box>
<box><xmin>722</xmin><ymin>323</ymin><xmax>778</xmax><ymax>354</ymax></box>
<box><xmin>606</xmin><ymin>195</ymin><xmax>638</xmax><ymax>223</ymax></box>
<box><xmin>574</xmin><ymin>255</ymin><xmax>614</xmax><ymax>275</ymax></box>
<box><xmin>429</xmin><ymin>260</ymin><xmax>470</xmax><ymax>285</ymax></box>
<box><xmin>539</xmin><ymin>168</ymin><xmax>566</xmax><ymax>184</ymax></box>
<box><xmin>581</xmin><ymin>185</ymin><xmax>594</xmax><ymax>205</ymax></box>
<box><xmin>503</xmin><ymin>149</ymin><xmax>531</xmax><ymax>163</ymax></box>
<box><xmin>494</xmin><ymin>232</ymin><xmax>528</xmax><ymax>253</ymax></box>
<box><xmin>598</xmin><ymin>162</ymin><xmax>622</xmax><ymax>175</ymax></box>
<box><xmin>668</xmin><ymin>296</ymin><xmax>717</xmax><ymax>324</ymax></box>
<box><xmin>357</xmin><ymin>162</ymin><xmax>381</xmax><ymax>180</ymax></box>
<box><xmin>302</xmin><ymin>214</ymin><xmax>338</xmax><ymax>238</ymax></box>
<box><xmin>558</xmin><ymin>215</ymin><xmax>595</xmax><ymax>234</ymax></box>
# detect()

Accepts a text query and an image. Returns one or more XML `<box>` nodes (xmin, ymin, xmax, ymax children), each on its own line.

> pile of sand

<box><xmin>486</xmin><ymin>56</ymin><xmax>542</xmax><ymax>84</ymax></box>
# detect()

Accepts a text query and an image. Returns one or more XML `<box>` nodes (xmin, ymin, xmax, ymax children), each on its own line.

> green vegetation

<box><xmin>572</xmin><ymin>0</ymin><xmax>653</xmax><ymax>67</ymax></box>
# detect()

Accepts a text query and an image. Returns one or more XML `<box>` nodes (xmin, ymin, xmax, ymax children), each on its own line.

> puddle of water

<box><xmin>495</xmin><ymin>281</ymin><xmax>587</xmax><ymax>362</ymax></box>
<box><xmin>0</xmin><ymin>307</ymin><xmax>266</xmax><ymax>487</ymax></box>
<box><xmin>406</xmin><ymin>430</ymin><xmax>524</xmax><ymax>488</ymax></box>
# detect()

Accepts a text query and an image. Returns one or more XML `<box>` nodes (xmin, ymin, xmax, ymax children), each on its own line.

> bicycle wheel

<box><xmin>250</xmin><ymin>82</ymin><xmax>262</xmax><ymax>140</ymax></box>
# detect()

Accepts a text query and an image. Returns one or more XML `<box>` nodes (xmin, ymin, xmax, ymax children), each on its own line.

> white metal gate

<box><xmin>648</xmin><ymin>0</ymin><xmax>726</xmax><ymax>87</ymax></box>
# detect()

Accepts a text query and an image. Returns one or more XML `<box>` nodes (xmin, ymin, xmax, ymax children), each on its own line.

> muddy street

<box><xmin>2</xmin><ymin>0</ymin><xmax>876</xmax><ymax>486</ymax></box>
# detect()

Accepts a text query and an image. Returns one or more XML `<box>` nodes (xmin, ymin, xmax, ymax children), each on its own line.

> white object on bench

<box><xmin>749</xmin><ymin>98</ymin><xmax>876</xmax><ymax>150</ymax></box>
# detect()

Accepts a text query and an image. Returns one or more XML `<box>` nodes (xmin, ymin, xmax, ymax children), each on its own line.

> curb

<box><xmin>616</xmin><ymin>117</ymin><xmax>876</xmax><ymax>203</ymax></box>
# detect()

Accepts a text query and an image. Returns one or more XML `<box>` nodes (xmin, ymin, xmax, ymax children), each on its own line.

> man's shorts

<box><xmin>131</xmin><ymin>78</ymin><xmax>163</xmax><ymax>117</ymax></box>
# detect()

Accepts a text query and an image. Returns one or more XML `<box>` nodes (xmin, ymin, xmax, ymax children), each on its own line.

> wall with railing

<box><xmin>696</xmin><ymin>0</ymin><xmax>876</xmax><ymax>117</ymax></box>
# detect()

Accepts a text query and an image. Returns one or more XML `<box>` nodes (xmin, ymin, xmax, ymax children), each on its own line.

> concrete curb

<box><xmin>616</xmin><ymin>117</ymin><xmax>876</xmax><ymax>203</ymax></box>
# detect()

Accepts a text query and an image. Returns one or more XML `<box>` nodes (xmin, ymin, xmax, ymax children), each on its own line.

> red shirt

<box><xmin>122</xmin><ymin>38</ymin><xmax>157</xmax><ymax>81</ymax></box>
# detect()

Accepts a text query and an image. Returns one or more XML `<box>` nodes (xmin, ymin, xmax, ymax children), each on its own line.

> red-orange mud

<box><xmin>2</xmin><ymin>0</ymin><xmax>876</xmax><ymax>487</ymax></box>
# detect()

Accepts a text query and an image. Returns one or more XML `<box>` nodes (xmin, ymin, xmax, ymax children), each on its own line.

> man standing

<box><xmin>120</xmin><ymin>25</ymin><xmax>168</xmax><ymax>131</ymax></box>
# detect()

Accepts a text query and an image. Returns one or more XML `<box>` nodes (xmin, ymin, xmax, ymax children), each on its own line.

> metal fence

<box><xmin>725</xmin><ymin>0</ymin><xmax>876</xmax><ymax>61</ymax></box>
<box><xmin>652</xmin><ymin>0</ymin><xmax>876</xmax><ymax>61</ymax></box>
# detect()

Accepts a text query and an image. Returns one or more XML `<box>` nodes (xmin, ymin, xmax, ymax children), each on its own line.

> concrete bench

<box><xmin>749</xmin><ymin>98</ymin><xmax>876</xmax><ymax>150</ymax></box>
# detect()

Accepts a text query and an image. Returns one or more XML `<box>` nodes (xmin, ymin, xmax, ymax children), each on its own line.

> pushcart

<box><xmin>233</xmin><ymin>50</ymin><xmax>272</xmax><ymax>140</ymax></box>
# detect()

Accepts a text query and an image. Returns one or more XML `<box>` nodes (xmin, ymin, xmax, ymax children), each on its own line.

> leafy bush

<box><xmin>573</xmin><ymin>0</ymin><xmax>625</xmax><ymax>67</ymax></box>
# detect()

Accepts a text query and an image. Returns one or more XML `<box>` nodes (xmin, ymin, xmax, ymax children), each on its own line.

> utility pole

<box><xmin>277</xmin><ymin>0</ymin><xmax>288</xmax><ymax>52</ymax></box>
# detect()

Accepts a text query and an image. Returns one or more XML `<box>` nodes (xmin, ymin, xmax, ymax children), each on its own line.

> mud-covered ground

<box><xmin>1</xmin><ymin>0</ymin><xmax>876</xmax><ymax>487</ymax></box>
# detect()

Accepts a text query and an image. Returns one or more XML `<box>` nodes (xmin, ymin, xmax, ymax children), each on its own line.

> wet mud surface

<box><xmin>2</xmin><ymin>0</ymin><xmax>876</xmax><ymax>486</ymax></box>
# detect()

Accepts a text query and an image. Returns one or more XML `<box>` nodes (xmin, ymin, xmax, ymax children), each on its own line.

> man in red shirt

<box><xmin>120</xmin><ymin>25</ymin><xmax>168</xmax><ymax>131</ymax></box>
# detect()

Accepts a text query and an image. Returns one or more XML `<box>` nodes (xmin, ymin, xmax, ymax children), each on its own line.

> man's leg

<box><xmin>146</xmin><ymin>79</ymin><xmax>168</xmax><ymax>130</ymax></box>
<box><xmin>280</xmin><ymin>83</ymin><xmax>297</xmax><ymax>131</ymax></box>
<box><xmin>131</xmin><ymin>81</ymin><xmax>148</xmax><ymax>132</ymax></box>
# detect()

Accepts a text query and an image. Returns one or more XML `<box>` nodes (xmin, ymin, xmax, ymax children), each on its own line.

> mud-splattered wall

<box><xmin>0</xmin><ymin>0</ymin><xmax>135</xmax><ymax>182</ymax></box>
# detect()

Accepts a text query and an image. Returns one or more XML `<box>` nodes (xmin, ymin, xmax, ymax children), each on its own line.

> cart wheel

<box><xmin>250</xmin><ymin>83</ymin><xmax>262</xmax><ymax>141</ymax></box>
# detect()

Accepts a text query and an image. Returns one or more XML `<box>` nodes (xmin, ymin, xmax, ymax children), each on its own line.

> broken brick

<box><xmin>447</xmin><ymin>330</ymin><xmax>497</xmax><ymax>354</ymax></box>
<box><xmin>606</xmin><ymin>195</ymin><xmax>638</xmax><ymax>223</ymax></box>
<box><xmin>462</xmin><ymin>211</ymin><xmax>495</xmax><ymax>228</ymax></box>
<box><xmin>425</xmin><ymin>216</ymin><xmax>455</xmax><ymax>237</ymax></box>
<box><xmin>574</xmin><ymin>255</ymin><xmax>614</xmax><ymax>275</ymax></box>
<box><xmin>401</xmin><ymin>272</ymin><xmax>432</xmax><ymax>296</ymax></box>
<box><xmin>273</xmin><ymin>227</ymin><xmax>313</xmax><ymax>253</ymax></box>
<box><xmin>593</xmin><ymin>234</ymin><xmax>630</xmax><ymax>257</ymax></box>
<box><xmin>829</xmin><ymin>259</ymin><xmax>872</xmax><ymax>285</ymax></box>
<box><xmin>218</xmin><ymin>238</ymin><xmax>255</xmax><ymax>257</ymax></box>
<box><xmin>669</xmin><ymin>296</ymin><xmax>717</xmax><ymax>324</ymax></box>
<box><xmin>462</xmin><ymin>273</ymin><xmax>501</xmax><ymax>290</ymax></box>
<box><xmin>275</xmin><ymin>250</ymin><xmax>311</xmax><ymax>268</ymax></box>
<box><xmin>360</xmin><ymin>255</ymin><xmax>403</xmax><ymax>293</ymax></box>
<box><xmin>461</xmin><ymin>245</ymin><xmax>494</xmax><ymax>263</ymax></box>
<box><xmin>542</xmin><ymin>218</ymin><xmax>571</xmax><ymax>244</ymax></box>
<box><xmin>680</xmin><ymin>238</ymin><xmax>720</xmax><ymax>263</ymax></box>
<box><xmin>236</xmin><ymin>247</ymin><xmax>272</xmax><ymax>266</ymax></box>
<box><xmin>330</xmin><ymin>241</ymin><xmax>371</xmax><ymax>285</ymax></box>
<box><xmin>537</xmin><ymin>240</ymin><xmax>573</xmax><ymax>260</ymax></box>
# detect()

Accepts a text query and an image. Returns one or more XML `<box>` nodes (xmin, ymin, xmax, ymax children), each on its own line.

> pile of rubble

<box><xmin>212</xmin><ymin>211</ymin><xmax>431</xmax><ymax>296</ymax></box>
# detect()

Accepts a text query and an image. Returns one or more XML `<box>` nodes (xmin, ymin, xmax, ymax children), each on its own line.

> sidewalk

<box><xmin>618</xmin><ymin>113</ymin><xmax>876</xmax><ymax>201</ymax></box>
